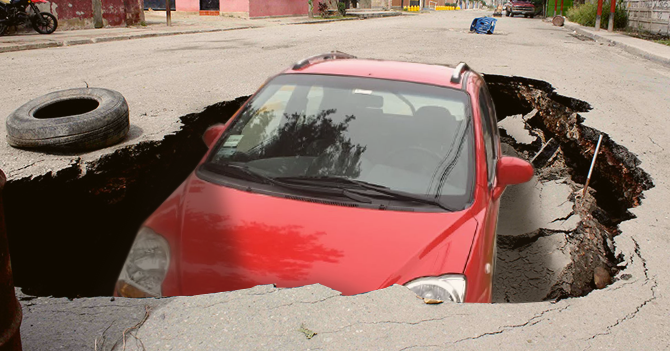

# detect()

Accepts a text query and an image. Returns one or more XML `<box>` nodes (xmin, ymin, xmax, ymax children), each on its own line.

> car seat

<box><xmin>413</xmin><ymin>105</ymin><xmax>459</xmax><ymax>155</ymax></box>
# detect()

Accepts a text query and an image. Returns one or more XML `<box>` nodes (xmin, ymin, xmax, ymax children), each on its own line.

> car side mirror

<box><xmin>492</xmin><ymin>156</ymin><xmax>534</xmax><ymax>200</ymax></box>
<box><xmin>203</xmin><ymin>124</ymin><xmax>227</xmax><ymax>148</ymax></box>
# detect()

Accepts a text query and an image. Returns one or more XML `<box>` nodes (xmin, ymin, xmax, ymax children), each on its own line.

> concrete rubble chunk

<box><xmin>499</xmin><ymin>114</ymin><xmax>537</xmax><ymax>145</ymax></box>
<box><xmin>494</xmin><ymin>233</ymin><xmax>572</xmax><ymax>302</ymax></box>
<box><xmin>498</xmin><ymin>176</ymin><xmax>579</xmax><ymax>236</ymax></box>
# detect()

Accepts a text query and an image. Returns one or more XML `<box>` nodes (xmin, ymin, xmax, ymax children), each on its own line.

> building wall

<box><xmin>34</xmin><ymin>0</ymin><xmax>143</xmax><ymax>29</ymax></box>
<box><xmin>249</xmin><ymin>0</ymin><xmax>316</xmax><ymax>17</ymax></box>
<box><xmin>371</xmin><ymin>0</ymin><xmax>392</xmax><ymax>8</ymax></box>
<box><xmin>124</xmin><ymin>0</ymin><xmax>144</xmax><ymax>23</ymax></box>
<box><xmin>624</xmin><ymin>0</ymin><xmax>670</xmax><ymax>34</ymax></box>
<box><xmin>177</xmin><ymin>0</ymin><xmax>201</xmax><ymax>11</ymax></box>
<box><xmin>222</xmin><ymin>0</ymin><xmax>250</xmax><ymax>13</ymax></box>
<box><xmin>102</xmin><ymin>0</ymin><xmax>126</xmax><ymax>26</ymax></box>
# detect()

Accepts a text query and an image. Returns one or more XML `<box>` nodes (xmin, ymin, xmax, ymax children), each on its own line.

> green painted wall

<box><xmin>545</xmin><ymin>0</ymin><xmax>574</xmax><ymax>16</ymax></box>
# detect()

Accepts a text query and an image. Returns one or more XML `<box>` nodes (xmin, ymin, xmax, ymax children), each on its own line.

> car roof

<box><xmin>282</xmin><ymin>57</ymin><xmax>467</xmax><ymax>90</ymax></box>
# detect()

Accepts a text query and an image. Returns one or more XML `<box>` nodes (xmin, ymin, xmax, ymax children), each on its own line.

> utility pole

<box><xmin>595</xmin><ymin>0</ymin><xmax>603</xmax><ymax>30</ymax></box>
<box><xmin>607</xmin><ymin>0</ymin><xmax>616</xmax><ymax>31</ymax></box>
<box><xmin>553</xmin><ymin>0</ymin><xmax>557</xmax><ymax>17</ymax></box>
<box><xmin>166</xmin><ymin>0</ymin><xmax>172</xmax><ymax>26</ymax></box>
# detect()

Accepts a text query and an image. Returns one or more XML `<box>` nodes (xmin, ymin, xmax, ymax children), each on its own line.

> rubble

<box><xmin>488</xmin><ymin>74</ymin><xmax>654</xmax><ymax>302</ymax></box>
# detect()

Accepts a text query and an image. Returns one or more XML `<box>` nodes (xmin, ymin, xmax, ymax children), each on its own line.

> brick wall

<box><xmin>248</xmin><ymin>0</ymin><xmax>323</xmax><ymax>17</ymax></box>
<box><xmin>34</xmin><ymin>0</ymin><xmax>144</xmax><ymax>30</ymax></box>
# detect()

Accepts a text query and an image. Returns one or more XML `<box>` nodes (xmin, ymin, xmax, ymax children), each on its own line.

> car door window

<box><xmin>478</xmin><ymin>86</ymin><xmax>498</xmax><ymax>186</ymax></box>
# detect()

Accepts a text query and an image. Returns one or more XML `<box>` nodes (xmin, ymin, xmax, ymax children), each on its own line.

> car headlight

<box><xmin>115</xmin><ymin>227</ymin><xmax>170</xmax><ymax>298</ymax></box>
<box><xmin>404</xmin><ymin>274</ymin><xmax>466</xmax><ymax>303</ymax></box>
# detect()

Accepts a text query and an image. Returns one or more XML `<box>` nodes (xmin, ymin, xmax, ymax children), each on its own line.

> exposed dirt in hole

<box><xmin>2</xmin><ymin>75</ymin><xmax>653</xmax><ymax>302</ymax></box>
<box><xmin>4</xmin><ymin>97</ymin><xmax>248</xmax><ymax>298</ymax></box>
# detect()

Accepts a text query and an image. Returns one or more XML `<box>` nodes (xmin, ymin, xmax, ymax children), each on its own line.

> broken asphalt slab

<box><xmin>19</xmin><ymin>267</ymin><xmax>660</xmax><ymax>351</ymax></box>
<box><xmin>495</xmin><ymin>144</ymin><xmax>577</xmax><ymax>303</ymax></box>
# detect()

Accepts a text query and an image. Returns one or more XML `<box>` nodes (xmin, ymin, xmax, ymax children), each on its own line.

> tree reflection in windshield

<box><xmin>205</xmin><ymin>73</ymin><xmax>475</xmax><ymax>209</ymax></box>
<box><xmin>236</xmin><ymin>107</ymin><xmax>366</xmax><ymax>179</ymax></box>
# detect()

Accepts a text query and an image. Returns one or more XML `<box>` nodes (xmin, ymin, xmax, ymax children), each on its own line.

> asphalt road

<box><xmin>4</xmin><ymin>9</ymin><xmax>670</xmax><ymax>350</ymax></box>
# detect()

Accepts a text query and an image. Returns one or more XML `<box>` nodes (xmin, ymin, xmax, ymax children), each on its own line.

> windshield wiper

<box><xmin>203</xmin><ymin>162</ymin><xmax>279</xmax><ymax>185</ymax></box>
<box><xmin>274</xmin><ymin>176</ymin><xmax>456</xmax><ymax>211</ymax></box>
<box><xmin>202</xmin><ymin>163</ymin><xmax>373</xmax><ymax>204</ymax></box>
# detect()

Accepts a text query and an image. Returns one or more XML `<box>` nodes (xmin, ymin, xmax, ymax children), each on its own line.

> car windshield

<box><xmin>204</xmin><ymin>73</ymin><xmax>475</xmax><ymax>211</ymax></box>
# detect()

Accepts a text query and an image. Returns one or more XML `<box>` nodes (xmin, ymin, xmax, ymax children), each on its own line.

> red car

<box><xmin>504</xmin><ymin>0</ymin><xmax>536</xmax><ymax>17</ymax></box>
<box><xmin>114</xmin><ymin>53</ymin><xmax>533</xmax><ymax>303</ymax></box>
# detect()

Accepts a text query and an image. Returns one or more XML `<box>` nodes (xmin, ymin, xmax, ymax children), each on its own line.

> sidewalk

<box><xmin>562</xmin><ymin>19</ymin><xmax>670</xmax><ymax>68</ymax></box>
<box><xmin>0</xmin><ymin>10</ymin><xmax>397</xmax><ymax>54</ymax></box>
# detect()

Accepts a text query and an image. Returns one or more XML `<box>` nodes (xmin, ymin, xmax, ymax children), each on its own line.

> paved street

<box><xmin>3</xmin><ymin>9</ymin><xmax>670</xmax><ymax>350</ymax></box>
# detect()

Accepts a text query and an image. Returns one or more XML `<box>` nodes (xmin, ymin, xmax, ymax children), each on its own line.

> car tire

<box><xmin>509</xmin><ymin>12</ymin><xmax>513</xmax><ymax>17</ymax></box>
<box><xmin>530</xmin><ymin>14</ymin><xmax>535</xmax><ymax>18</ymax></box>
<box><xmin>6</xmin><ymin>88</ymin><xmax>129</xmax><ymax>152</ymax></box>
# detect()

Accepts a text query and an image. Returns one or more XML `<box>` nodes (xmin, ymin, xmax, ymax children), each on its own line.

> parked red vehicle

<box><xmin>504</xmin><ymin>0</ymin><xmax>536</xmax><ymax>17</ymax></box>
<box><xmin>114</xmin><ymin>53</ymin><xmax>534</xmax><ymax>303</ymax></box>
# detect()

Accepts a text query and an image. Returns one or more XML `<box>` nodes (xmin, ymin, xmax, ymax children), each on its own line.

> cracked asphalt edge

<box><xmin>68</xmin><ymin>240</ymin><xmax>647</xmax><ymax>351</ymax></box>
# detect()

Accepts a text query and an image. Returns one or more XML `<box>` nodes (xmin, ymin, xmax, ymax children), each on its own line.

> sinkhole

<box><xmin>2</xmin><ymin>76</ymin><xmax>653</xmax><ymax>302</ymax></box>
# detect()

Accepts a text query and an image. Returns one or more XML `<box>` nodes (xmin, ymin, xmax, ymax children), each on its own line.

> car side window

<box><xmin>478</xmin><ymin>86</ymin><xmax>498</xmax><ymax>186</ymax></box>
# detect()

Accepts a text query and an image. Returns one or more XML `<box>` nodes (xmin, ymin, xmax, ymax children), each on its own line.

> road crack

<box><xmin>267</xmin><ymin>294</ymin><xmax>340</xmax><ymax>310</ymax></box>
<box><xmin>319</xmin><ymin>314</ymin><xmax>470</xmax><ymax>336</ymax></box>
<box><xmin>585</xmin><ymin>238</ymin><xmax>657</xmax><ymax>341</ymax></box>
<box><xmin>453</xmin><ymin>305</ymin><xmax>570</xmax><ymax>344</ymax></box>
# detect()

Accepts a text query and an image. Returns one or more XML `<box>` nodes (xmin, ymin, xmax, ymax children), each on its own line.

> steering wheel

<box><xmin>380</xmin><ymin>146</ymin><xmax>444</xmax><ymax>174</ymax></box>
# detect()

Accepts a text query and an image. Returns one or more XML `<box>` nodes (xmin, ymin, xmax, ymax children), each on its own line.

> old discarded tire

<box><xmin>6</xmin><ymin>88</ymin><xmax>129</xmax><ymax>152</ymax></box>
<box><xmin>552</xmin><ymin>16</ymin><xmax>565</xmax><ymax>26</ymax></box>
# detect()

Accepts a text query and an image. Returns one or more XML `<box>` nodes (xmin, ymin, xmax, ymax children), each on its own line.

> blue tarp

<box><xmin>470</xmin><ymin>16</ymin><xmax>497</xmax><ymax>34</ymax></box>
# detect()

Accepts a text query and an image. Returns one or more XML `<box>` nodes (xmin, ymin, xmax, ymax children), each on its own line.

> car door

<box><xmin>476</xmin><ymin>79</ymin><xmax>501</xmax><ymax>300</ymax></box>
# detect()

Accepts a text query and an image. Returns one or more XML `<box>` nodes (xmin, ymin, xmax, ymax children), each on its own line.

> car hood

<box><xmin>511</xmin><ymin>1</ymin><xmax>534</xmax><ymax>6</ymax></box>
<box><xmin>160</xmin><ymin>175</ymin><xmax>478</xmax><ymax>296</ymax></box>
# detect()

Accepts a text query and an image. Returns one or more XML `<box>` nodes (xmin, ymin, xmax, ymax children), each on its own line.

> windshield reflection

<box><xmin>206</xmin><ymin>74</ymin><xmax>475</xmax><ymax>210</ymax></box>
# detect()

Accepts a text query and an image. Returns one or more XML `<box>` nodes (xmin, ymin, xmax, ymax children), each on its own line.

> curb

<box><xmin>0</xmin><ymin>42</ymin><xmax>61</xmax><ymax>53</ymax></box>
<box><xmin>563</xmin><ymin>22</ymin><xmax>670</xmax><ymax>68</ymax></box>
<box><xmin>286</xmin><ymin>17</ymin><xmax>361</xmax><ymax>25</ymax></box>
<box><xmin>286</xmin><ymin>13</ymin><xmax>403</xmax><ymax>25</ymax></box>
<box><xmin>0</xmin><ymin>12</ymin><xmax>403</xmax><ymax>53</ymax></box>
<box><xmin>0</xmin><ymin>26</ymin><xmax>252</xmax><ymax>54</ymax></box>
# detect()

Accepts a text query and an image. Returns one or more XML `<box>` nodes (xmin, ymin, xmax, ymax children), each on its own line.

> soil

<box><xmin>623</xmin><ymin>30</ymin><xmax>670</xmax><ymax>46</ymax></box>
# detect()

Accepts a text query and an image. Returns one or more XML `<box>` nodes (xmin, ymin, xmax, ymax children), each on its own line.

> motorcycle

<box><xmin>0</xmin><ymin>0</ymin><xmax>58</xmax><ymax>36</ymax></box>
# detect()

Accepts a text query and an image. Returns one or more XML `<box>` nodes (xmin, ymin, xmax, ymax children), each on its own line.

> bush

<box><xmin>318</xmin><ymin>2</ymin><xmax>329</xmax><ymax>17</ymax></box>
<box><xmin>567</xmin><ymin>1</ymin><xmax>628</xmax><ymax>29</ymax></box>
<box><xmin>338</xmin><ymin>1</ymin><xmax>346</xmax><ymax>15</ymax></box>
